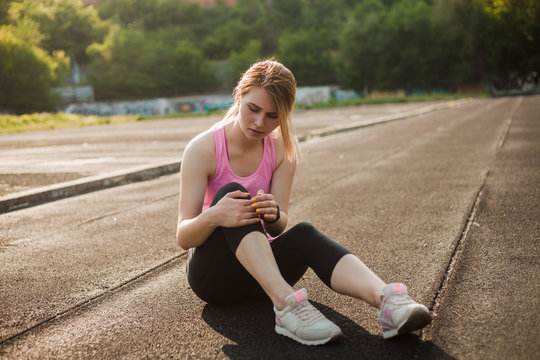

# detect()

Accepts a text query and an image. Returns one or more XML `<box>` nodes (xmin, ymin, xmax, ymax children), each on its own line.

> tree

<box><xmin>0</xmin><ymin>1</ymin><xmax>13</xmax><ymax>25</ymax></box>
<box><xmin>338</xmin><ymin>0</ymin><xmax>387</xmax><ymax>93</ymax></box>
<box><xmin>202</xmin><ymin>18</ymin><xmax>254</xmax><ymax>60</ymax></box>
<box><xmin>97</xmin><ymin>0</ymin><xmax>155</xmax><ymax>28</ymax></box>
<box><xmin>277</xmin><ymin>28</ymin><xmax>336</xmax><ymax>86</ymax></box>
<box><xmin>9</xmin><ymin>0</ymin><xmax>107</xmax><ymax>64</ymax></box>
<box><xmin>482</xmin><ymin>0</ymin><xmax>540</xmax><ymax>80</ymax></box>
<box><xmin>87</xmin><ymin>26</ymin><xmax>218</xmax><ymax>99</ymax></box>
<box><xmin>0</xmin><ymin>26</ymin><xmax>68</xmax><ymax>113</ymax></box>
<box><xmin>381</xmin><ymin>0</ymin><xmax>435</xmax><ymax>91</ymax></box>
<box><xmin>431</xmin><ymin>0</ymin><xmax>492</xmax><ymax>88</ymax></box>
<box><xmin>338</xmin><ymin>0</ymin><xmax>494</xmax><ymax>93</ymax></box>
<box><xmin>229</xmin><ymin>38</ymin><xmax>262</xmax><ymax>84</ymax></box>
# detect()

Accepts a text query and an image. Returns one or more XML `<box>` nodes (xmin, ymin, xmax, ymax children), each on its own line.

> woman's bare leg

<box><xmin>330</xmin><ymin>254</ymin><xmax>386</xmax><ymax>308</ymax></box>
<box><xmin>234</xmin><ymin>231</ymin><xmax>294</xmax><ymax>310</ymax></box>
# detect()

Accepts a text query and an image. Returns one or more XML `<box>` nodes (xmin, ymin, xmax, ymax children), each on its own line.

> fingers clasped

<box><xmin>250</xmin><ymin>190</ymin><xmax>279</xmax><ymax>223</ymax></box>
<box><xmin>215</xmin><ymin>191</ymin><xmax>260</xmax><ymax>227</ymax></box>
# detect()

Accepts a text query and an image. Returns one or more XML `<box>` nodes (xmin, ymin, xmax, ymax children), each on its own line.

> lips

<box><xmin>249</xmin><ymin>128</ymin><xmax>264</xmax><ymax>136</ymax></box>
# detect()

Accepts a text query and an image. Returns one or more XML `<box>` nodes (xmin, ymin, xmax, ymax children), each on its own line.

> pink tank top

<box><xmin>202</xmin><ymin>126</ymin><xmax>276</xmax><ymax>212</ymax></box>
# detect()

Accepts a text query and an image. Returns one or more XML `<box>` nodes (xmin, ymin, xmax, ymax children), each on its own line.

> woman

<box><xmin>176</xmin><ymin>59</ymin><xmax>431</xmax><ymax>345</ymax></box>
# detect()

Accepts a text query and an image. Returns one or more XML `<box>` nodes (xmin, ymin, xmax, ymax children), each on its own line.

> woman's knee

<box><xmin>220</xmin><ymin>182</ymin><xmax>248</xmax><ymax>194</ymax></box>
<box><xmin>212</xmin><ymin>182</ymin><xmax>249</xmax><ymax>205</ymax></box>
<box><xmin>280</xmin><ymin>222</ymin><xmax>320</xmax><ymax>248</ymax></box>
<box><xmin>289</xmin><ymin>222</ymin><xmax>318</xmax><ymax>236</ymax></box>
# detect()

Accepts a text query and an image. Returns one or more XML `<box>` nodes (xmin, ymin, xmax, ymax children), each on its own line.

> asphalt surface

<box><xmin>421</xmin><ymin>95</ymin><xmax>540</xmax><ymax>358</ymax></box>
<box><xmin>0</xmin><ymin>96</ymin><xmax>538</xmax><ymax>359</ymax></box>
<box><xmin>0</xmin><ymin>100</ymin><xmax>459</xmax><ymax>198</ymax></box>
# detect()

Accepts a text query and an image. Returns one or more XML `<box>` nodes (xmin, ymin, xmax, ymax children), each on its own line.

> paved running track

<box><xmin>0</xmin><ymin>96</ymin><xmax>538</xmax><ymax>359</ymax></box>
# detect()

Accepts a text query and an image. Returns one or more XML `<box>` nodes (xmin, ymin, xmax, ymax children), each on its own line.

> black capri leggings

<box><xmin>186</xmin><ymin>182</ymin><xmax>351</xmax><ymax>305</ymax></box>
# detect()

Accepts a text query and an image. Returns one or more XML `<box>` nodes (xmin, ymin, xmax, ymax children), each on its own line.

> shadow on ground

<box><xmin>202</xmin><ymin>301</ymin><xmax>454</xmax><ymax>360</ymax></box>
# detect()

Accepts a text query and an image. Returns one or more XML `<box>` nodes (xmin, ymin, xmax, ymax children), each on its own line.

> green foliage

<box><xmin>229</xmin><ymin>39</ymin><xmax>263</xmax><ymax>84</ymax></box>
<box><xmin>430</xmin><ymin>0</ymin><xmax>492</xmax><ymax>86</ymax></box>
<box><xmin>383</xmin><ymin>0</ymin><xmax>435</xmax><ymax>90</ymax></box>
<box><xmin>0</xmin><ymin>111</ymin><xmax>137</xmax><ymax>133</ymax></box>
<box><xmin>7</xmin><ymin>0</ymin><xmax>107</xmax><ymax>64</ymax></box>
<box><xmin>202</xmin><ymin>18</ymin><xmax>253</xmax><ymax>60</ymax></box>
<box><xmin>97</xmin><ymin>0</ymin><xmax>227</xmax><ymax>42</ymax></box>
<box><xmin>339</xmin><ymin>0</ymin><xmax>441</xmax><ymax>92</ymax></box>
<box><xmin>87</xmin><ymin>26</ymin><xmax>218</xmax><ymax>100</ymax></box>
<box><xmin>0</xmin><ymin>0</ymin><xmax>14</xmax><ymax>25</ymax></box>
<box><xmin>338</xmin><ymin>0</ymin><xmax>387</xmax><ymax>93</ymax></box>
<box><xmin>300</xmin><ymin>0</ymin><xmax>352</xmax><ymax>41</ymax></box>
<box><xmin>0</xmin><ymin>26</ymin><xmax>68</xmax><ymax>114</ymax></box>
<box><xmin>337</xmin><ymin>0</ymin><xmax>540</xmax><ymax>93</ymax></box>
<box><xmin>97</xmin><ymin>0</ymin><xmax>155</xmax><ymax>27</ymax></box>
<box><xmin>1</xmin><ymin>0</ymin><xmax>538</xmax><ymax>114</ymax></box>
<box><xmin>277</xmin><ymin>28</ymin><xmax>336</xmax><ymax>86</ymax></box>
<box><xmin>482</xmin><ymin>0</ymin><xmax>540</xmax><ymax>79</ymax></box>
<box><xmin>5</xmin><ymin>2</ymin><xmax>44</xmax><ymax>47</ymax></box>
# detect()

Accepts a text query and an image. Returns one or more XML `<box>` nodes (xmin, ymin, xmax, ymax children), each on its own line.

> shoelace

<box><xmin>292</xmin><ymin>301</ymin><xmax>324</xmax><ymax>324</ymax></box>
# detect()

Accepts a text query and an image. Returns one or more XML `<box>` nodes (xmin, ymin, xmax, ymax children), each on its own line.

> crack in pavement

<box><xmin>415</xmin><ymin>96</ymin><xmax>521</xmax><ymax>356</ymax></box>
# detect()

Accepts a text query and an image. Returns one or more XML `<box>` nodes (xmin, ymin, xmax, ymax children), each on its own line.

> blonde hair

<box><xmin>221</xmin><ymin>59</ymin><xmax>299</xmax><ymax>164</ymax></box>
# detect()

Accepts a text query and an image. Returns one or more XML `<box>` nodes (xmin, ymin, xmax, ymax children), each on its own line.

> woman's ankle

<box><xmin>271</xmin><ymin>286</ymin><xmax>295</xmax><ymax>311</ymax></box>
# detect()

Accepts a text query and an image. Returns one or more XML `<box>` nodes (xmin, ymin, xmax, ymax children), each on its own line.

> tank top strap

<box><xmin>262</xmin><ymin>133</ymin><xmax>276</xmax><ymax>175</ymax></box>
<box><xmin>213</xmin><ymin>126</ymin><xmax>227</xmax><ymax>178</ymax></box>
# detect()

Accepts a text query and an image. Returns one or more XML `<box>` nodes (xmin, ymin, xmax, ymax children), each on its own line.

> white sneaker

<box><xmin>377</xmin><ymin>283</ymin><xmax>432</xmax><ymax>339</ymax></box>
<box><xmin>274</xmin><ymin>288</ymin><xmax>342</xmax><ymax>345</ymax></box>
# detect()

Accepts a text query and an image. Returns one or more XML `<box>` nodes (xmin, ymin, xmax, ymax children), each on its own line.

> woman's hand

<box><xmin>210</xmin><ymin>190</ymin><xmax>260</xmax><ymax>228</ymax></box>
<box><xmin>250</xmin><ymin>190</ymin><xmax>279</xmax><ymax>223</ymax></box>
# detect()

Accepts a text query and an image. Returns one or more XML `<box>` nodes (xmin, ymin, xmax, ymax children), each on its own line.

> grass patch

<box><xmin>0</xmin><ymin>110</ymin><xmax>227</xmax><ymax>134</ymax></box>
<box><xmin>0</xmin><ymin>112</ymin><xmax>141</xmax><ymax>134</ymax></box>
<box><xmin>294</xmin><ymin>91</ymin><xmax>490</xmax><ymax>109</ymax></box>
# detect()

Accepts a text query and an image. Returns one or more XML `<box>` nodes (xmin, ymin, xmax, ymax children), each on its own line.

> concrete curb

<box><xmin>0</xmin><ymin>99</ymin><xmax>470</xmax><ymax>214</ymax></box>
<box><xmin>0</xmin><ymin>161</ymin><xmax>180</xmax><ymax>214</ymax></box>
<box><xmin>296</xmin><ymin>100</ymin><xmax>464</xmax><ymax>141</ymax></box>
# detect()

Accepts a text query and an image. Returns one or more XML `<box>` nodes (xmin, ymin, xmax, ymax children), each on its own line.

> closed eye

<box><xmin>248</xmin><ymin>103</ymin><xmax>278</xmax><ymax>119</ymax></box>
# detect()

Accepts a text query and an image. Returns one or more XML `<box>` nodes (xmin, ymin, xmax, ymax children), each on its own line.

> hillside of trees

<box><xmin>1</xmin><ymin>0</ymin><xmax>538</xmax><ymax>114</ymax></box>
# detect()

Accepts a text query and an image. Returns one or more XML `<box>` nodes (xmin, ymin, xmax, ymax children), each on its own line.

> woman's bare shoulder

<box><xmin>185</xmin><ymin>129</ymin><xmax>215</xmax><ymax>160</ymax></box>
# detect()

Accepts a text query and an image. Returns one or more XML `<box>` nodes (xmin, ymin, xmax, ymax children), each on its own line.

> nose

<box><xmin>254</xmin><ymin>114</ymin><xmax>264</xmax><ymax>128</ymax></box>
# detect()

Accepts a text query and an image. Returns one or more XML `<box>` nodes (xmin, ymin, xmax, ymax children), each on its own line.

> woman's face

<box><xmin>237</xmin><ymin>86</ymin><xmax>280</xmax><ymax>139</ymax></box>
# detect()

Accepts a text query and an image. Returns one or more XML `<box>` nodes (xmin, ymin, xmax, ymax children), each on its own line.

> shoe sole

<box><xmin>275</xmin><ymin>325</ymin><xmax>342</xmax><ymax>346</ymax></box>
<box><xmin>383</xmin><ymin>307</ymin><xmax>432</xmax><ymax>339</ymax></box>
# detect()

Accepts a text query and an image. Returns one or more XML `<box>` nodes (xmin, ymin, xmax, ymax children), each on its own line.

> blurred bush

<box><xmin>1</xmin><ymin>0</ymin><xmax>537</xmax><ymax>114</ymax></box>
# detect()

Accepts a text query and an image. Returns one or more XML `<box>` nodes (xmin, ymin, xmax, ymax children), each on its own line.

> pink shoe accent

<box><xmin>392</xmin><ymin>283</ymin><xmax>405</xmax><ymax>294</ymax></box>
<box><xmin>379</xmin><ymin>307</ymin><xmax>394</xmax><ymax>330</ymax></box>
<box><xmin>293</xmin><ymin>290</ymin><xmax>306</xmax><ymax>303</ymax></box>
<box><xmin>384</xmin><ymin>307</ymin><xmax>392</xmax><ymax>321</ymax></box>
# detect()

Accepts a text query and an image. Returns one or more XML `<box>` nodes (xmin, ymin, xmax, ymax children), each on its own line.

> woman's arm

<box><xmin>176</xmin><ymin>133</ymin><xmax>216</xmax><ymax>250</ymax></box>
